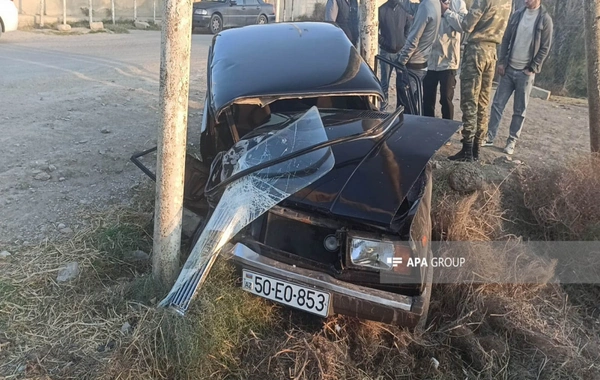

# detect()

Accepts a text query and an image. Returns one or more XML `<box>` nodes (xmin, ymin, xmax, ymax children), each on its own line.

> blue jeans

<box><xmin>379</xmin><ymin>50</ymin><xmax>402</xmax><ymax>106</ymax></box>
<box><xmin>408</xmin><ymin>69</ymin><xmax>427</xmax><ymax>113</ymax></box>
<box><xmin>487</xmin><ymin>65</ymin><xmax>535</xmax><ymax>142</ymax></box>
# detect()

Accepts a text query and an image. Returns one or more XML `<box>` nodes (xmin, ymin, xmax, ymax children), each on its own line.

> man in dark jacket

<box><xmin>483</xmin><ymin>0</ymin><xmax>553</xmax><ymax>155</ymax></box>
<box><xmin>325</xmin><ymin>0</ymin><xmax>359</xmax><ymax>47</ymax></box>
<box><xmin>378</xmin><ymin>0</ymin><xmax>412</xmax><ymax>110</ymax></box>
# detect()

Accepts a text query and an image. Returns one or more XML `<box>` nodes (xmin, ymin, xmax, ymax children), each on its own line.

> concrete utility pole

<box><xmin>134</xmin><ymin>0</ymin><xmax>137</xmax><ymax>20</ymax></box>
<box><xmin>359</xmin><ymin>0</ymin><xmax>378</xmax><ymax>70</ymax></box>
<box><xmin>275</xmin><ymin>0</ymin><xmax>281</xmax><ymax>22</ymax></box>
<box><xmin>153</xmin><ymin>0</ymin><xmax>193</xmax><ymax>287</ymax></box>
<box><xmin>39</xmin><ymin>0</ymin><xmax>44</xmax><ymax>27</ymax></box>
<box><xmin>111</xmin><ymin>0</ymin><xmax>115</xmax><ymax>24</ymax></box>
<box><xmin>88</xmin><ymin>0</ymin><xmax>93</xmax><ymax>26</ymax></box>
<box><xmin>585</xmin><ymin>0</ymin><xmax>600</xmax><ymax>152</ymax></box>
<box><xmin>62</xmin><ymin>0</ymin><xmax>66</xmax><ymax>25</ymax></box>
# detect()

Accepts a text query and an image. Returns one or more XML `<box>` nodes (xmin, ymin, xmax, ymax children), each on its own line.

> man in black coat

<box><xmin>378</xmin><ymin>0</ymin><xmax>412</xmax><ymax>110</ymax></box>
<box><xmin>325</xmin><ymin>0</ymin><xmax>360</xmax><ymax>47</ymax></box>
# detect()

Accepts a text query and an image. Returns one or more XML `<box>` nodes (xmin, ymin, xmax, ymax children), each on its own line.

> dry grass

<box><xmin>2</xmin><ymin>157</ymin><xmax>600</xmax><ymax>379</ymax></box>
<box><xmin>431</xmin><ymin>162</ymin><xmax>509</xmax><ymax>242</ymax></box>
<box><xmin>0</xmin><ymin>204</ymin><xmax>278</xmax><ymax>379</ymax></box>
<box><xmin>0</xmin><ymin>206</ymin><xmax>154</xmax><ymax>379</ymax></box>
<box><xmin>522</xmin><ymin>153</ymin><xmax>600</xmax><ymax>240</ymax></box>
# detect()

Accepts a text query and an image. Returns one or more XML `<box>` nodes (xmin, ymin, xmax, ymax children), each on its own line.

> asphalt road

<box><xmin>0</xmin><ymin>30</ymin><xmax>213</xmax><ymax>245</ymax></box>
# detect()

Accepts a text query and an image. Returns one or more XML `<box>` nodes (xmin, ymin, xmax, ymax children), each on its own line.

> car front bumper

<box><xmin>192</xmin><ymin>14</ymin><xmax>211</xmax><ymax>28</ymax></box>
<box><xmin>227</xmin><ymin>242</ymin><xmax>426</xmax><ymax>327</ymax></box>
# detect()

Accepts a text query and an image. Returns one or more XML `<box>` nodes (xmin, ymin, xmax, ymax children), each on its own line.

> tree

<box><xmin>534</xmin><ymin>0</ymin><xmax>585</xmax><ymax>96</ymax></box>
<box><xmin>584</xmin><ymin>0</ymin><xmax>600</xmax><ymax>152</ymax></box>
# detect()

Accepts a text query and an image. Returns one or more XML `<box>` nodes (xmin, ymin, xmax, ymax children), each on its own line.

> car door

<box><xmin>243</xmin><ymin>0</ymin><xmax>261</xmax><ymax>25</ymax></box>
<box><xmin>224</xmin><ymin>0</ymin><xmax>245</xmax><ymax>27</ymax></box>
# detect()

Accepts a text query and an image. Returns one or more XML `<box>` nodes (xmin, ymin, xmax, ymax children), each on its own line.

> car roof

<box><xmin>208</xmin><ymin>22</ymin><xmax>384</xmax><ymax>118</ymax></box>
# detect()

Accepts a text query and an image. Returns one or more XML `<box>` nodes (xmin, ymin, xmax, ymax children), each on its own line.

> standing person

<box><xmin>325</xmin><ymin>0</ymin><xmax>359</xmax><ymax>47</ymax></box>
<box><xmin>447</xmin><ymin>0</ymin><xmax>512</xmax><ymax>162</ymax></box>
<box><xmin>396</xmin><ymin>0</ymin><xmax>442</xmax><ymax>114</ymax></box>
<box><xmin>483</xmin><ymin>0</ymin><xmax>553</xmax><ymax>155</ymax></box>
<box><xmin>378</xmin><ymin>0</ymin><xmax>412</xmax><ymax>110</ymax></box>
<box><xmin>422</xmin><ymin>0</ymin><xmax>467</xmax><ymax>120</ymax></box>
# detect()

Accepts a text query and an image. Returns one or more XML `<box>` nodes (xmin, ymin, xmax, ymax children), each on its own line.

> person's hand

<box><xmin>440</xmin><ymin>0</ymin><xmax>449</xmax><ymax>13</ymax></box>
<box><xmin>523</xmin><ymin>68</ymin><xmax>534</xmax><ymax>76</ymax></box>
<box><xmin>497</xmin><ymin>64</ymin><xmax>505</xmax><ymax>76</ymax></box>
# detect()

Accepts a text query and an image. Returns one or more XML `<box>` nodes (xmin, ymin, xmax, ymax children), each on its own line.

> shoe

<box><xmin>448</xmin><ymin>141</ymin><xmax>474</xmax><ymax>162</ymax></box>
<box><xmin>473</xmin><ymin>139</ymin><xmax>481</xmax><ymax>161</ymax></box>
<box><xmin>482</xmin><ymin>140</ymin><xmax>494</xmax><ymax>147</ymax></box>
<box><xmin>503</xmin><ymin>140</ymin><xmax>516</xmax><ymax>155</ymax></box>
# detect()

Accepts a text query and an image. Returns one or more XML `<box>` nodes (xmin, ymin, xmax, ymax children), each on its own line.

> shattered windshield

<box><xmin>159</xmin><ymin>106</ymin><xmax>336</xmax><ymax>314</ymax></box>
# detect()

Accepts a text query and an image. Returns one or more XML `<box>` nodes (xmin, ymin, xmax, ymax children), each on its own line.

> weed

<box><xmin>105</xmin><ymin>24</ymin><xmax>131</xmax><ymax>34</ymax></box>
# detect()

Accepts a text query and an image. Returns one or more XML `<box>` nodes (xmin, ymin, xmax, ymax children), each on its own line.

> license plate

<box><xmin>241</xmin><ymin>270</ymin><xmax>331</xmax><ymax>317</ymax></box>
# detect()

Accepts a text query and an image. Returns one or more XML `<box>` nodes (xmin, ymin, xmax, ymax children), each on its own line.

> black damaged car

<box><xmin>134</xmin><ymin>22</ymin><xmax>462</xmax><ymax>329</ymax></box>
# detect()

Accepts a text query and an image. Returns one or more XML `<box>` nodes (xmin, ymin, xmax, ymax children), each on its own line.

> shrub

<box><xmin>522</xmin><ymin>153</ymin><xmax>600</xmax><ymax>240</ymax></box>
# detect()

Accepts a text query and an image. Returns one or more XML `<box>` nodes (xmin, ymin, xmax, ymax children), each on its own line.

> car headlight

<box><xmin>194</xmin><ymin>9</ymin><xmax>208</xmax><ymax>15</ymax></box>
<box><xmin>348</xmin><ymin>234</ymin><xmax>412</xmax><ymax>274</ymax></box>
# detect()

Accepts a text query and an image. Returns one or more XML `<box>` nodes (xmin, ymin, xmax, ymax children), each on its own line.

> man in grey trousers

<box><xmin>483</xmin><ymin>0</ymin><xmax>553</xmax><ymax>155</ymax></box>
<box><xmin>397</xmin><ymin>0</ymin><xmax>442</xmax><ymax>114</ymax></box>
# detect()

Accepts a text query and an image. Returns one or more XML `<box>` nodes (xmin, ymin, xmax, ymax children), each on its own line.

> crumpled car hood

<box><xmin>286</xmin><ymin>113</ymin><xmax>461</xmax><ymax>227</ymax></box>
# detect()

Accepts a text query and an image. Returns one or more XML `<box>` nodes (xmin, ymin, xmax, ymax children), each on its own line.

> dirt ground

<box><xmin>0</xmin><ymin>29</ymin><xmax>591</xmax><ymax>249</ymax></box>
<box><xmin>0</xmin><ymin>30</ymin><xmax>210</xmax><ymax>247</ymax></box>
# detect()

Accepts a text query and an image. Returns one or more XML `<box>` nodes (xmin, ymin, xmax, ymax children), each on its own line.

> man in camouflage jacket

<box><xmin>447</xmin><ymin>0</ymin><xmax>512</xmax><ymax>162</ymax></box>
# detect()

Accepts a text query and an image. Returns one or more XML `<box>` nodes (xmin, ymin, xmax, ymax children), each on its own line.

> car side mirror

<box><xmin>230</xmin><ymin>0</ymin><xmax>237</xmax><ymax>5</ymax></box>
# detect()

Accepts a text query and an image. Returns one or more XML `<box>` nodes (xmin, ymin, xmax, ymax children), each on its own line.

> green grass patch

<box><xmin>95</xmin><ymin>218</ymin><xmax>152</xmax><ymax>260</ymax></box>
<box><xmin>112</xmin><ymin>258</ymin><xmax>281</xmax><ymax>379</ymax></box>
<box><xmin>125</xmin><ymin>274</ymin><xmax>166</xmax><ymax>305</ymax></box>
<box><xmin>105</xmin><ymin>24</ymin><xmax>131</xmax><ymax>34</ymax></box>
<box><xmin>0</xmin><ymin>280</ymin><xmax>18</xmax><ymax>305</ymax></box>
<box><xmin>161</xmin><ymin>259</ymin><xmax>279</xmax><ymax>378</ymax></box>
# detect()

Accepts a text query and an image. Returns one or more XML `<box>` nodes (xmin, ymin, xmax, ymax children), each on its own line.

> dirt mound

<box><xmin>448</xmin><ymin>163</ymin><xmax>486</xmax><ymax>193</ymax></box>
<box><xmin>431</xmin><ymin>162</ymin><xmax>504</xmax><ymax>242</ymax></box>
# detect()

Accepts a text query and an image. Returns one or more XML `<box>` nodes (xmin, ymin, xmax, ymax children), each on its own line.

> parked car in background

<box><xmin>0</xmin><ymin>0</ymin><xmax>18</xmax><ymax>38</ymax></box>
<box><xmin>193</xmin><ymin>0</ymin><xmax>275</xmax><ymax>34</ymax></box>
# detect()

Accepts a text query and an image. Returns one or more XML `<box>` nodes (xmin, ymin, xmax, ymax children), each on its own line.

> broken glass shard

<box><xmin>158</xmin><ymin>106</ymin><xmax>335</xmax><ymax>314</ymax></box>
